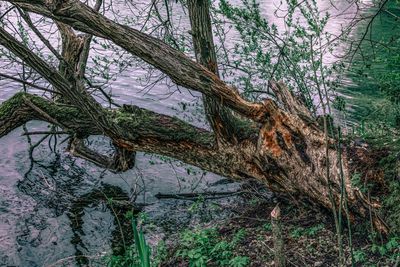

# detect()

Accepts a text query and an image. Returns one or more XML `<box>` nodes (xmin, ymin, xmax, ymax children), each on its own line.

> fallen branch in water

<box><xmin>22</xmin><ymin>131</ymin><xmax>68</xmax><ymax>136</ymax></box>
<box><xmin>154</xmin><ymin>191</ymin><xmax>245</xmax><ymax>200</ymax></box>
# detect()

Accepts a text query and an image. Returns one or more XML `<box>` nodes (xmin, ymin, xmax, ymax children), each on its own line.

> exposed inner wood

<box><xmin>0</xmin><ymin>0</ymin><xmax>389</xmax><ymax>234</ymax></box>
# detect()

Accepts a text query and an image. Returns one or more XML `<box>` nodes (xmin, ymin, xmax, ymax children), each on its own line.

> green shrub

<box><xmin>176</xmin><ymin>227</ymin><xmax>249</xmax><ymax>266</ymax></box>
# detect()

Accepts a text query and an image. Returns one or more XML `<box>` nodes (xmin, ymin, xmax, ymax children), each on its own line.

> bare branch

<box><xmin>17</xmin><ymin>8</ymin><xmax>64</xmax><ymax>62</ymax></box>
<box><xmin>0</xmin><ymin>72</ymin><xmax>58</xmax><ymax>93</ymax></box>
<box><xmin>0</xmin><ymin>24</ymin><xmax>119</xmax><ymax>135</ymax></box>
<box><xmin>7</xmin><ymin>0</ymin><xmax>269</xmax><ymax>122</ymax></box>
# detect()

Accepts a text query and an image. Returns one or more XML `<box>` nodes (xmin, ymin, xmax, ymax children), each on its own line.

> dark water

<box><xmin>0</xmin><ymin>0</ymin><xmax>382</xmax><ymax>266</ymax></box>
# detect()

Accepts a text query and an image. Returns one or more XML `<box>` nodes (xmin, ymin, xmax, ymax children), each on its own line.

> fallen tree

<box><xmin>0</xmin><ymin>0</ymin><xmax>388</xmax><ymax>233</ymax></box>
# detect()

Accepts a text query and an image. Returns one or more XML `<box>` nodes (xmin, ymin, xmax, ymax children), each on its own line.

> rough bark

<box><xmin>188</xmin><ymin>0</ymin><xmax>238</xmax><ymax>145</ymax></box>
<box><xmin>56</xmin><ymin>21</ymin><xmax>84</xmax><ymax>82</ymax></box>
<box><xmin>0</xmin><ymin>24</ymin><xmax>118</xmax><ymax>137</ymax></box>
<box><xmin>55</xmin><ymin>12</ymin><xmax>137</xmax><ymax>171</ymax></box>
<box><xmin>0</xmin><ymin>89</ymin><xmax>387</xmax><ymax>232</ymax></box>
<box><xmin>0</xmin><ymin>93</ymin><xmax>226</xmax><ymax>174</ymax></box>
<box><xmin>5</xmin><ymin>0</ymin><xmax>268</xmax><ymax>121</ymax></box>
<box><xmin>0</xmin><ymin>0</ymin><xmax>389</xmax><ymax>233</ymax></box>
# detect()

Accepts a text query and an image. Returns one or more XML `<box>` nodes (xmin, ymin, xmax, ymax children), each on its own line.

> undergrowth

<box><xmin>175</xmin><ymin>227</ymin><xmax>250</xmax><ymax>267</ymax></box>
<box><xmin>106</xmin><ymin>216</ymin><xmax>153</xmax><ymax>267</ymax></box>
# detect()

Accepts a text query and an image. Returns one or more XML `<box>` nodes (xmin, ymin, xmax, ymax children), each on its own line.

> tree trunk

<box><xmin>0</xmin><ymin>0</ymin><xmax>389</xmax><ymax>233</ymax></box>
<box><xmin>188</xmin><ymin>0</ymin><xmax>238</xmax><ymax>146</ymax></box>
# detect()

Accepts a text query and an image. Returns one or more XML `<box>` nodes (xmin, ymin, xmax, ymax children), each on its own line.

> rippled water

<box><xmin>0</xmin><ymin>0</ymin><xmax>373</xmax><ymax>266</ymax></box>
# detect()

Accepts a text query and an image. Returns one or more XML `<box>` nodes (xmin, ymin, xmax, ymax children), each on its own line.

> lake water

<box><xmin>0</xmin><ymin>0</ymin><xmax>381</xmax><ymax>266</ymax></box>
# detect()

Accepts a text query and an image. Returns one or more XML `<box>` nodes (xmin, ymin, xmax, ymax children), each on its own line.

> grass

<box><xmin>106</xmin><ymin>217</ymin><xmax>152</xmax><ymax>267</ymax></box>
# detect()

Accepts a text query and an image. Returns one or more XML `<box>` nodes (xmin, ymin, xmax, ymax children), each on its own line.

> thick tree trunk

<box><xmin>0</xmin><ymin>88</ymin><xmax>387</xmax><ymax>233</ymax></box>
<box><xmin>188</xmin><ymin>0</ymin><xmax>238</xmax><ymax>146</ymax></box>
<box><xmin>0</xmin><ymin>0</ymin><xmax>389</xmax><ymax>233</ymax></box>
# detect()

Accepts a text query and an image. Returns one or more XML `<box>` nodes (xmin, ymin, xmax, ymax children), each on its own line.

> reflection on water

<box><xmin>67</xmin><ymin>185</ymin><xmax>140</xmax><ymax>266</ymax></box>
<box><xmin>0</xmin><ymin>121</ymin><xmax>236</xmax><ymax>266</ymax></box>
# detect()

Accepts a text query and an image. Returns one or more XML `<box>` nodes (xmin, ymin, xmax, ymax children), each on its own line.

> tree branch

<box><xmin>6</xmin><ymin>0</ymin><xmax>270</xmax><ymax>122</ymax></box>
<box><xmin>0</xmin><ymin>24</ymin><xmax>120</xmax><ymax>136</ymax></box>
<box><xmin>0</xmin><ymin>72</ymin><xmax>58</xmax><ymax>93</ymax></box>
<box><xmin>77</xmin><ymin>0</ymin><xmax>102</xmax><ymax>78</ymax></box>
<box><xmin>17</xmin><ymin>8</ymin><xmax>64</xmax><ymax>62</ymax></box>
<box><xmin>68</xmin><ymin>136</ymin><xmax>136</xmax><ymax>172</ymax></box>
<box><xmin>188</xmin><ymin>0</ymin><xmax>239</xmax><ymax>145</ymax></box>
<box><xmin>0</xmin><ymin>93</ymin><xmax>99</xmax><ymax>138</ymax></box>
<box><xmin>0</xmin><ymin>0</ymin><xmax>389</xmax><ymax>234</ymax></box>
<box><xmin>0</xmin><ymin>93</ymin><xmax>240</xmax><ymax>177</ymax></box>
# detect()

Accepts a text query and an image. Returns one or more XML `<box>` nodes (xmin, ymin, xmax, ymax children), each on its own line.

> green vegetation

<box><xmin>104</xmin><ymin>1</ymin><xmax>400</xmax><ymax>266</ymax></box>
<box><xmin>217</xmin><ymin>0</ymin><xmax>342</xmax><ymax>110</ymax></box>
<box><xmin>377</xmin><ymin>154</ymin><xmax>400</xmax><ymax>233</ymax></box>
<box><xmin>351</xmin><ymin>237</ymin><xmax>400</xmax><ymax>265</ymax></box>
<box><xmin>4</xmin><ymin>0</ymin><xmax>400</xmax><ymax>266</ymax></box>
<box><xmin>343</xmin><ymin>1</ymin><xmax>400</xmax><ymax>131</ymax></box>
<box><xmin>155</xmin><ymin>199</ymin><xmax>398</xmax><ymax>266</ymax></box>
<box><xmin>290</xmin><ymin>224</ymin><xmax>325</xmax><ymax>239</ymax></box>
<box><xmin>343</xmin><ymin>0</ymin><xmax>400</xmax><ymax>236</ymax></box>
<box><xmin>175</xmin><ymin>227</ymin><xmax>249</xmax><ymax>267</ymax></box>
<box><xmin>107</xmin><ymin>217</ymin><xmax>151</xmax><ymax>267</ymax></box>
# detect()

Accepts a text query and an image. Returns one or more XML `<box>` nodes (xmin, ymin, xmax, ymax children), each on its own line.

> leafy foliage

<box><xmin>176</xmin><ymin>227</ymin><xmax>249</xmax><ymax>267</ymax></box>
<box><xmin>216</xmin><ymin>0</ymin><xmax>344</xmax><ymax>113</ymax></box>
<box><xmin>290</xmin><ymin>224</ymin><xmax>325</xmax><ymax>239</ymax></box>
<box><xmin>107</xmin><ymin>218</ymin><xmax>151</xmax><ymax>267</ymax></box>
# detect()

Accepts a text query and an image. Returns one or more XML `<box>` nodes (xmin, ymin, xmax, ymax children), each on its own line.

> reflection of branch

<box><xmin>22</xmin><ymin>124</ymin><xmax>50</xmax><ymax>179</ymax></box>
<box><xmin>0</xmin><ymin>92</ymin><xmax>219</xmax><ymax>175</ymax></box>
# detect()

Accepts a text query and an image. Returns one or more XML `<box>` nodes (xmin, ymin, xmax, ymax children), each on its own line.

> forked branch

<box><xmin>6</xmin><ymin>0</ymin><xmax>269</xmax><ymax>122</ymax></box>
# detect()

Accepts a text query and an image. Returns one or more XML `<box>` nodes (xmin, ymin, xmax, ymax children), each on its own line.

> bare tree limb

<box><xmin>6</xmin><ymin>0</ymin><xmax>270</xmax><ymax>122</ymax></box>
<box><xmin>0</xmin><ymin>72</ymin><xmax>58</xmax><ymax>93</ymax></box>
<box><xmin>0</xmin><ymin>24</ymin><xmax>120</xmax><ymax>136</ymax></box>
